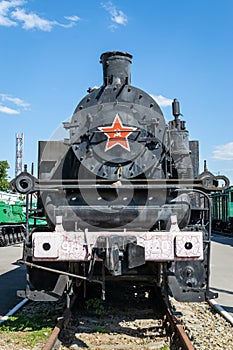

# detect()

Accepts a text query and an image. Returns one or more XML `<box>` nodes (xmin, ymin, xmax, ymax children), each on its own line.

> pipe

<box><xmin>19</xmin><ymin>260</ymin><xmax>103</xmax><ymax>285</ymax></box>
<box><xmin>0</xmin><ymin>298</ymin><xmax>28</xmax><ymax>325</ymax></box>
<box><xmin>208</xmin><ymin>299</ymin><xmax>233</xmax><ymax>326</ymax></box>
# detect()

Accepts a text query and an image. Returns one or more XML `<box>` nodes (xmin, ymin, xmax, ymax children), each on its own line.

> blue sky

<box><xmin>0</xmin><ymin>0</ymin><xmax>233</xmax><ymax>183</ymax></box>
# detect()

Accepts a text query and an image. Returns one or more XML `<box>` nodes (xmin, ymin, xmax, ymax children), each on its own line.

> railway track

<box><xmin>163</xmin><ymin>299</ymin><xmax>195</xmax><ymax>350</ymax></box>
<box><xmin>42</xmin><ymin>282</ymin><xmax>195</xmax><ymax>350</ymax></box>
<box><xmin>1</xmin><ymin>282</ymin><xmax>232</xmax><ymax>349</ymax></box>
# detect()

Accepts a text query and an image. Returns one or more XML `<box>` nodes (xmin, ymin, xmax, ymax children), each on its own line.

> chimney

<box><xmin>204</xmin><ymin>160</ymin><xmax>208</xmax><ymax>172</ymax></box>
<box><xmin>100</xmin><ymin>51</ymin><xmax>132</xmax><ymax>86</ymax></box>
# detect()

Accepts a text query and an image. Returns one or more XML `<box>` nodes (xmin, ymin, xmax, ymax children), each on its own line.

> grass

<box><xmin>0</xmin><ymin>314</ymin><xmax>54</xmax><ymax>348</ymax></box>
<box><xmin>85</xmin><ymin>298</ymin><xmax>106</xmax><ymax>317</ymax></box>
<box><xmin>94</xmin><ymin>326</ymin><xmax>107</xmax><ymax>333</ymax></box>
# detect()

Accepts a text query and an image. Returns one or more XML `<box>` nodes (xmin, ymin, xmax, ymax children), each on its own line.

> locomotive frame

<box><xmin>11</xmin><ymin>51</ymin><xmax>229</xmax><ymax>304</ymax></box>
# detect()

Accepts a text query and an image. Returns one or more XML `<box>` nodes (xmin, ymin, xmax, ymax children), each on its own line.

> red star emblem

<box><xmin>98</xmin><ymin>114</ymin><xmax>137</xmax><ymax>152</ymax></box>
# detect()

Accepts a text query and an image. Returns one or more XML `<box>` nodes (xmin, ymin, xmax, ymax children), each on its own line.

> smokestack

<box><xmin>100</xmin><ymin>51</ymin><xmax>132</xmax><ymax>86</ymax></box>
<box><xmin>204</xmin><ymin>160</ymin><xmax>208</xmax><ymax>172</ymax></box>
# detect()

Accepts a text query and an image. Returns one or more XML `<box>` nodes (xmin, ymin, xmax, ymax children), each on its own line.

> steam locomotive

<box><xmin>12</xmin><ymin>51</ymin><xmax>228</xmax><ymax>303</ymax></box>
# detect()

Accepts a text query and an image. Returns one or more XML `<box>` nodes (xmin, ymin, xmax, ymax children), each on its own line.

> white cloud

<box><xmin>212</xmin><ymin>142</ymin><xmax>233</xmax><ymax>160</ymax></box>
<box><xmin>0</xmin><ymin>12</ymin><xmax>15</xmax><ymax>26</ymax></box>
<box><xmin>0</xmin><ymin>0</ymin><xmax>81</xmax><ymax>31</ymax></box>
<box><xmin>0</xmin><ymin>105</ymin><xmax>19</xmax><ymax>114</ymax></box>
<box><xmin>101</xmin><ymin>1</ymin><xmax>128</xmax><ymax>29</ymax></box>
<box><xmin>64</xmin><ymin>15</ymin><xmax>80</xmax><ymax>22</ymax></box>
<box><xmin>11</xmin><ymin>8</ymin><xmax>55</xmax><ymax>31</ymax></box>
<box><xmin>0</xmin><ymin>0</ymin><xmax>24</xmax><ymax>26</ymax></box>
<box><xmin>0</xmin><ymin>93</ymin><xmax>30</xmax><ymax>115</ymax></box>
<box><xmin>0</xmin><ymin>93</ymin><xmax>30</xmax><ymax>108</ymax></box>
<box><xmin>150</xmin><ymin>94</ymin><xmax>173</xmax><ymax>107</ymax></box>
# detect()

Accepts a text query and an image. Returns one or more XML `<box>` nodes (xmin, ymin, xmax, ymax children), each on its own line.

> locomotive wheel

<box><xmin>0</xmin><ymin>234</ymin><xmax>6</xmax><ymax>247</ymax></box>
<box><xmin>8</xmin><ymin>233</ymin><xmax>13</xmax><ymax>244</ymax></box>
<box><xmin>4</xmin><ymin>234</ymin><xmax>9</xmax><ymax>246</ymax></box>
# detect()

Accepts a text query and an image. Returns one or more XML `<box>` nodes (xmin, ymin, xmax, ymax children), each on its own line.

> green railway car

<box><xmin>0</xmin><ymin>192</ymin><xmax>46</xmax><ymax>246</ymax></box>
<box><xmin>212</xmin><ymin>186</ymin><xmax>233</xmax><ymax>234</ymax></box>
<box><xmin>0</xmin><ymin>200</ymin><xmax>27</xmax><ymax>246</ymax></box>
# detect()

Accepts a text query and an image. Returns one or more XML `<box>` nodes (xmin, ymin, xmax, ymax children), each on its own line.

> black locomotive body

<box><xmin>12</xmin><ymin>51</ymin><xmax>224</xmax><ymax>303</ymax></box>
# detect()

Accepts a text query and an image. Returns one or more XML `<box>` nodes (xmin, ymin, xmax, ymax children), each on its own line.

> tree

<box><xmin>0</xmin><ymin>161</ymin><xmax>10</xmax><ymax>191</ymax></box>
